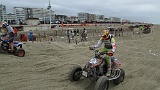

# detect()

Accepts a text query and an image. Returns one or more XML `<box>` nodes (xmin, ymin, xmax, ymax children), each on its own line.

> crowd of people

<box><xmin>66</xmin><ymin>28</ymin><xmax>87</xmax><ymax>42</ymax></box>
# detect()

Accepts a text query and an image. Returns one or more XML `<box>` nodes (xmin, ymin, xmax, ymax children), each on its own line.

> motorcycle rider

<box><xmin>92</xmin><ymin>29</ymin><xmax>116</xmax><ymax>76</ymax></box>
<box><xmin>1</xmin><ymin>22</ymin><xmax>15</xmax><ymax>50</ymax></box>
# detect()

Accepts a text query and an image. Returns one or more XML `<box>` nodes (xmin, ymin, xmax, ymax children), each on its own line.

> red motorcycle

<box><xmin>68</xmin><ymin>47</ymin><xmax>125</xmax><ymax>90</ymax></box>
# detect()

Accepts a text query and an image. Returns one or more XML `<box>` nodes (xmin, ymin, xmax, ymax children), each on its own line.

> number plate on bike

<box><xmin>82</xmin><ymin>71</ymin><xmax>88</xmax><ymax>77</ymax></box>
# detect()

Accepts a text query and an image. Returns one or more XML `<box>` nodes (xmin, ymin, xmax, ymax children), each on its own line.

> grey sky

<box><xmin>1</xmin><ymin>0</ymin><xmax>160</xmax><ymax>24</ymax></box>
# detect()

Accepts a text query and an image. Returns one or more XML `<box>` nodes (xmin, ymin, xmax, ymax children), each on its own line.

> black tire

<box><xmin>113</xmin><ymin>68</ymin><xmax>125</xmax><ymax>85</ymax></box>
<box><xmin>0</xmin><ymin>47</ymin><xmax>5</xmax><ymax>53</ymax></box>
<box><xmin>68</xmin><ymin>65</ymin><xmax>82</xmax><ymax>82</ymax></box>
<box><xmin>12</xmin><ymin>47</ymin><xmax>17</xmax><ymax>55</ymax></box>
<box><xmin>14</xmin><ymin>48</ymin><xmax>25</xmax><ymax>57</ymax></box>
<box><xmin>94</xmin><ymin>76</ymin><xmax>109</xmax><ymax>90</ymax></box>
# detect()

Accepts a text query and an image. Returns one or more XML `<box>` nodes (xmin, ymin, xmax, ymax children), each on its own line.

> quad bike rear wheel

<box><xmin>0</xmin><ymin>47</ymin><xmax>4</xmax><ymax>53</ymax></box>
<box><xmin>14</xmin><ymin>48</ymin><xmax>25</xmax><ymax>57</ymax></box>
<box><xmin>94</xmin><ymin>76</ymin><xmax>109</xmax><ymax>90</ymax></box>
<box><xmin>113</xmin><ymin>68</ymin><xmax>125</xmax><ymax>85</ymax></box>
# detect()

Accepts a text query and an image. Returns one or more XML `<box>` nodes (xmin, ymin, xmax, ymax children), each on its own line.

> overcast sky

<box><xmin>1</xmin><ymin>0</ymin><xmax>160</xmax><ymax>24</ymax></box>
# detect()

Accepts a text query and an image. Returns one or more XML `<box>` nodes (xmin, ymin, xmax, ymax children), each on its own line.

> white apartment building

<box><xmin>109</xmin><ymin>17</ymin><xmax>121</xmax><ymax>22</ymax></box>
<box><xmin>0</xmin><ymin>4</ymin><xmax>7</xmax><ymax>22</ymax></box>
<box><xmin>77</xmin><ymin>12</ymin><xmax>89</xmax><ymax>22</ymax></box>
<box><xmin>78</xmin><ymin>12</ymin><xmax>104</xmax><ymax>23</ymax></box>
<box><xmin>7</xmin><ymin>13</ymin><xmax>17</xmax><ymax>24</ymax></box>
<box><xmin>13</xmin><ymin>7</ymin><xmax>55</xmax><ymax>23</ymax></box>
<box><xmin>68</xmin><ymin>16</ymin><xmax>78</xmax><ymax>23</ymax></box>
<box><xmin>89</xmin><ymin>14</ymin><xmax>96</xmax><ymax>22</ymax></box>
<box><xmin>13</xmin><ymin>7</ymin><xmax>26</xmax><ymax>23</ymax></box>
<box><xmin>96</xmin><ymin>15</ymin><xmax>105</xmax><ymax>22</ymax></box>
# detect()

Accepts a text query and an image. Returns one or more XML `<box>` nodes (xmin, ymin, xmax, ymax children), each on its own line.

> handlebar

<box><xmin>89</xmin><ymin>46</ymin><xmax>113</xmax><ymax>56</ymax></box>
<box><xmin>99</xmin><ymin>51</ymin><xmax>113</xmax><ymax>56</ymax></box>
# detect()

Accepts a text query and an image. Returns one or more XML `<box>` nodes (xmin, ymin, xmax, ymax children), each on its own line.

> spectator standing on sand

<box><xmin>20</xmin><ymin>34</ymin><xmax>27</xmax><ymax>42</ymax></box>
<box><xmin>13</xmin><ymin>27</ymin><xmax>18</xmax><ymax>36</ymax></box>
<box><xmin>76</xmin><ymin>29</ymin><xmax>79</xmax><ymax>36</ymax></box>
<box><xmin>66</xmin><ymin>30</ymin><xmax>70</xmax><ymax>39</ymax></box>
<box><xmin>29</xmin><ymin>30</ymin><xmax>33</xmax><ymax>41</ymax></box>
<box><xmin>73</xmin><ymin>29</ymin><xmax>77</xmax><ymax>36</ymax></box>
<box><xmin>81</xmin><ymin>28</ymin><xmax>87</xmax><ymax>41</ymax></box>
<box><xmin>83</xmin><ymin>28</ymin><xmax>87</xmax><ymax>35</ymax></box>
<box><xmin>29</xmin><ymin>30</ymin><xmax>36</xmax><ymax>42</ymax></box>
<box><xmin>70</xmin><ymin>30</ymin><xmax>74</xmax><ymax>39</ymax></box>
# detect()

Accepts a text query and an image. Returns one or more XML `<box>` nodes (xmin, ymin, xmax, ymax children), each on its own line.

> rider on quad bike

<box><xmin>91</xmin><ymin>29</ymin><xmax>116</xmax><ymax>77</ymax></box>
<box><xmin>1</xmin><ymin>22</ymin><xmax>15</xmax><ymax>51</ymax></box>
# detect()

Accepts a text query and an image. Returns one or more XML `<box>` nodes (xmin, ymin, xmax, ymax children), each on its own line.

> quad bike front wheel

<box><xmin>113</xmin><ymin>68</ymin><xmax>125</xmax><ymax>85</ymax></box>
<box><xmin>94</xmin><ymin>76</ymin><xmax>109</xmax><ymax>90</ymax></box>
<box><xmin>68</xmin><ymin>65</ymin><xmax>82</xmax><ymax>82</ymax></box>
<box><xmin>14</xmin><ymin>48</ymin><xmax>25</xmax><ymax>57</ymax></box>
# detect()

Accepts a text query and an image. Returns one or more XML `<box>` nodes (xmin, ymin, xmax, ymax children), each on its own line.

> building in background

<box><xmin>96</xmin><ymin>15</ymin><xmax>105</xmax><ymax>22</ymax></box>
<box><xmin>26</xmin><ymin>18</ymin><xmax>40</xmax><ymax>25</ymax></box>
<box><xmin>104</xmin><ymin>18</ymin><xmax>110</xmax><ymax>22</ymax></box>
<box><xmin>122</xmin><ymin>19</ymin><xmax>131</xmax><ymax>23</ymax></box>
<box><xmin>0</xmin><ymin>4</ymin><xmax>7</xmax><ymax>22</ymax></box>
<box><xmin>89</xmin><ymin>14</ymin><xmax>96</xmax><ymax>22</ymax></box>
<box><xmin>7</xmin><ymin>13</ymin><xmax>17</xmax><ymax>24</ymax></box>
<box><xmin>13</xmin><ymin>7</ymin><xmax>26</xmax><ymax>24</ymax></box>
<box><xmin>1</xmin><ymin>4</ymin><xmax>135</xmax><ymax>25</ymax></box>
<box><xmin>55</xmin><ymin>14</ymin><xmax>68</xmax><ymax>23</ymax></box>
<box><xmin>77</xmin><ymin>12</ymin><xmax>89</xmax><ymax>23</ymax></box>
<box><xmin>13</xmin><ymin>7</ymin><xmax>55</xmax><ymax>24</ymax></box>
<box><xmin>78</xmin><ymin>12</ymin><xmax>105</xmax><ymax>23</ymax></box>
<box><xmin>68</xmin><ymin>16</ymin><xmax>79</xmax><ymax>23</ymax></box>
<box><xmin>109</xmin><ymin>17</ymin><xmax>121</xmax><ymax>22</ymax></box>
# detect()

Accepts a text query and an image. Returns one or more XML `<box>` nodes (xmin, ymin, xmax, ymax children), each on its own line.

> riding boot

<box><xmin>11</xmin><ymin>45</ymin><xmax>13</xmax><ymax>50</ymax></box>
<box><xmin>8</xmin><ymin>42</ymin><xmax>13</xmax><ymax>51</ymax></box>
<box><xmin>107</xmin><ymin>64</ymin><xmax>111</xmax><ymax>77</ymax></box>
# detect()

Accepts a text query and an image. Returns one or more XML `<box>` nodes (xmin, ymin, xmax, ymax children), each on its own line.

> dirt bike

<box><xmin>68</xmin><ymin>47</ymin><xmax>125</xmax><ymax>90</ymax></box>
<box><xmin>0</xmin><ymin>38</ymin><xmax>25</xmax><ymax>57</ymax></box>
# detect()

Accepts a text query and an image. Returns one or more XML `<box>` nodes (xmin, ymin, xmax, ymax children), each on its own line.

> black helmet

<box><xmin>2</xmin><ymin>22</ymin><xmax>8</xmax><ymax>28</ymax></box>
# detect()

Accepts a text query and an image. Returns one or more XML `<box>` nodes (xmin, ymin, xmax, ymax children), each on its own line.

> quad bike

<box><xmin>142</xmin><ymin>27</ymin><xmax>151</xmax><ymax>34</ymax></box>
<box><xmin>68</xmin><ymin>47</ymin><xmax>125</xmax><ymax>90</ymax></box>
<box><xmin>0</xmin><ymin>38</ymin><xmax>25</xmax><ymax>57</ymax></box>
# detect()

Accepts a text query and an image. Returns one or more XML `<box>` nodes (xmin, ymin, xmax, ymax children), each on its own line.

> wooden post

<box><xmin>56</xmin><ymin>30</ymin><xmax>57</xmax><ymax>36</ymax></box>
<box><xmin>114</xmin><ymin>25</ymin><xmax>116</xmax><ymax>37</ymax></box>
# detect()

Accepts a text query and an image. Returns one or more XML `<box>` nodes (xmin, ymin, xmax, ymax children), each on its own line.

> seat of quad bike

<box><xmin>13</xmin><ymin>42</ymin><xmax>22</xmax><ymax>48</ymax></box>
<box><xmin>13</xmin><ymin>42</ymin><xmax>20</xmax><ymax>44</ymax></box>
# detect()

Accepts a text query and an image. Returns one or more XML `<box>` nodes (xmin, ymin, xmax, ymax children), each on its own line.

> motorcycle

<box><xmin>0</xmin><ymin>37</ymin><xmax>25</xmax><ymax>57</ymax></box>
<box><xmin>68</xmin><ymin>47</ymin><xmax>125</xmax><ymax>90</ymax></box>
